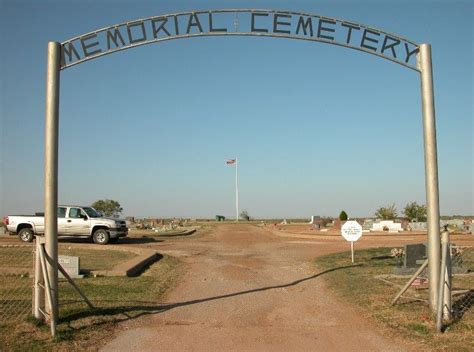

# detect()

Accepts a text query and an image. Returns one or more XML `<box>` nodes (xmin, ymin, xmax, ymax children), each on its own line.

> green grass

<box><xmin>315</xmin><ymin>248</ymin><xmax>473</xmax><ymax>351</ymax></box>
<box><xmin>0</xmin><ymin>246</ymin><xmax>34</xmax><ymax>269</ymax></box>
<box><xmin>0</xmin><ymin>246</ymin><xmax>137</xmax><ymax>272</ymax></box>
<box><xmin>0</xmin><ymin>255</ymin><xmax>182</xmax><ymax>351</ymax></box>
<box><xmin>58</xmin><ymin>247</ymin><xmax>137</xmax><ymax>271</ymax></box>
<box><xmin>406</xmin><ymin>322</ymin><xmax>430</xmax><ymax>335</ymax></box>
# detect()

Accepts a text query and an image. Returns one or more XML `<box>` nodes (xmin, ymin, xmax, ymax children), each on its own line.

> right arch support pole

<box><xmin>419</xmin><ymin>43</ymin><xmax>441</xmax><ymax>314</ymax></box>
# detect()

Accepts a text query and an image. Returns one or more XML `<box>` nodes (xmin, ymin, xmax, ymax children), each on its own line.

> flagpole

<box><xmin>235</xmin><ymin>158</ymin><xmax>239</xmax><ymax>222</ymax></box>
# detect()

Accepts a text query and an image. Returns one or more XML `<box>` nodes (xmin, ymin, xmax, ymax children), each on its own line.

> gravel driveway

<box><xmin>102</xmin><ymin>224</ymin><xmax>412</xmax><ymax>351</ymax></box>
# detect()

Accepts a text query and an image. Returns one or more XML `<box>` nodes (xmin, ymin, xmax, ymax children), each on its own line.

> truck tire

<box><xmin>92</xmin><ymin>229</ymin><xmax>109</xmax><ymax>245</ymax></box>
<box><xmin>18</xmin><ymin>228</ymin><xmax>34</xmax><ymax>242</ymax></box>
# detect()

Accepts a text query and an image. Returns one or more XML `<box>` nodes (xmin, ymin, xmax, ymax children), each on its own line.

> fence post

<box><xmin>436</xmin><ymin>228</ymin><xmax>451</xmax><ymax>332</ymax></box>
<box><xmin>442</xmin><ymin>230</ymin><xmax>452</xmax><ymax>321</ymax></box>
<box><xmin>33</xmin><ymin>237</ymin><xmax>45</xmax><ymax>320</ymax></box>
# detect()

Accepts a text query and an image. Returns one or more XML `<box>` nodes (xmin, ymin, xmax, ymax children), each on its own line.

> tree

<box><xmin>374</xmin><ymin>203</ymin><xmax>398</xmax><ymax>220</ymax></box>
<box><xmin>91</xmin><ymin>199</ymin><xmax>123</xmax><ymax>217</ymax></box>
<box><xmin>339</xmin><ymin>210</ymin><xmax>348</xmax><ymax>221</ymax></box>
<box><xmin>403</xmin><ymin>201</ymin><xmax>427</xmax><ymax>222</ymax></box>
<box><xmin>240</xmin><ymin>210</ymin><xmax>250</xmax><ymax>221</ymax></box>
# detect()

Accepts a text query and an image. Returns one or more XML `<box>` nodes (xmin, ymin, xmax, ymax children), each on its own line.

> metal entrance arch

<box><xmin>41</xmin><ymin>9</ymin><xmax>441</xmax><ymax>333</ymax></box>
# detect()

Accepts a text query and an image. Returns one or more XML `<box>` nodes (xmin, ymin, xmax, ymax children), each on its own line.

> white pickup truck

<box><xmin>2</xmin><ymin>205</ymin><xmax>128</xmax><ymax>244</ymax></box>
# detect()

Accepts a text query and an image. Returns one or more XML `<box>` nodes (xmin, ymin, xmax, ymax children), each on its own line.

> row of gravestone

<box><xmin>394</xmin><ymin>243</ymin><xmax>468</xmax><ymax>275</ymax></box>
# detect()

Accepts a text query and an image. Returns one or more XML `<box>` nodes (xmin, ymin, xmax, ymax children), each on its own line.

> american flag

<box><xmin>226</xmin><ymin>159</ymin><xmax>236</xmax><ymax>165</ymax></box>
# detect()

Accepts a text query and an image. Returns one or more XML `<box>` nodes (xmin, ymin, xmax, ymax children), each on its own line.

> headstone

<box><xmin>394</xmin><ymin>243</ymin><xmax>427</xmax><ymax>275</ymax></box>
<box><xmin>58</xmin><ymin>255</ymin><xmax>83</xmax><ymax>279</ymax></box>
<box><xmin>404</xmin><ymin>244</ymin><xmax>426</xmax><ymax>268</ymax></box>
<box><xmin>310</xmin><ymin>215</ymin><xmax>321</xmax><ymax>224</ymax></box>
<box><xmin>464</xmin><ymin>223</ymin><xmax>473</xmax><ymax>234</ymax></box>
<box><xmin>408</xmin><ymin>222</ymin><xmax>427</xmax><ymax>231</ymax></box>
<box><xmin>441</xmin><ymin>219</ymin><xmax>464</xmax><ymax>230</ymax></box>
<box><xmin>371</xmin><ymin>220</ymin><xmax>402</xmax><ymax>232</ymax></box>
<box><xmin>362</xmin><ymin>219</ymin><xmax>374</xmax><ymax>230</ymax></box>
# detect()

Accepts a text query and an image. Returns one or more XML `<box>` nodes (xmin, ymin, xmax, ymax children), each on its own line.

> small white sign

<box><xmin>341</xmin><ymin>221</ymin><xmax>363</xmax><ymax>242</ymax></box>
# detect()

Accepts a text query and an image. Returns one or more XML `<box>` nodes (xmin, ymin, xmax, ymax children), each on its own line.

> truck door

<box><xmin>66</xmin><ymin>207</ymin><xmax>90</xmax><ymax>235</ymax></box>
<box><xmin>57</xmin><ymin>207</ymin><xmax>68</xmax><ymax>234</ymax></box>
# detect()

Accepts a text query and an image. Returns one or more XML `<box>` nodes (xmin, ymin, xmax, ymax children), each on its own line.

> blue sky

<box><xmin>1</xmin><ymin>0</ymin><xmax>472</xmax><ymax>219</ymax></box>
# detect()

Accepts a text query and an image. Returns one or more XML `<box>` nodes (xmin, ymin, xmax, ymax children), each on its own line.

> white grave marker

<box><xmin>341</xmin><ymin>221</ymin><xmax>363</xmax><ymax>263</ymax></box>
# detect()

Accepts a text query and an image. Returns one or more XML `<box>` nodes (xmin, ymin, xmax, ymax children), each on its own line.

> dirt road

<box><xmin>102</xmin><ymin>224</ymin><xmax>414</xmax><ymax>351</ymax></box>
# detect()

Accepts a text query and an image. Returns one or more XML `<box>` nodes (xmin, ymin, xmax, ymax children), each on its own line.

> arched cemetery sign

<box><xmin>41</xmin><ymin>9</ymin><xmax>441</xmax><ymax>334</ymax></box>
<box><xmin>60</xmin><ymin>9</ymin><xmax>420</xmax><ymax>71</ymax></box>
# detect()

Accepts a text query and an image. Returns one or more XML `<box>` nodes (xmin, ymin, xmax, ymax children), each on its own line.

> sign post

<box><xmin>341</xmin><ymin>221</ymin><xmax>363</xmax><ymax>263</ymax></box>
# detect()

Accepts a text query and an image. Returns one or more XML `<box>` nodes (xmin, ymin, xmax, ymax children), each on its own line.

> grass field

<box><xmin>0</xmin><ymin>246</ymin><xmax>137</xmax><ymax>272</ymax></box>
<box><xmin>315</xmin><ymin>248</ymin><xmax>473</xmax><ymax>351</ymax></box>
<box><xmin>58</xmin><ymin>247</ymin><xmax>137</xmax><ymax>271</ymax></box>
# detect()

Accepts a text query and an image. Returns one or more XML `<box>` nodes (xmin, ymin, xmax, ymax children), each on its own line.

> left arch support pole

<box><xmin>43</xmin><ymin>41</ymin><xmax>61</xmax><ymax>336</ymax></box>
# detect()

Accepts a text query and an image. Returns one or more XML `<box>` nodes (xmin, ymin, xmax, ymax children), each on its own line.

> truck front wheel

<box><xmin>18</xmin><ymin>228</ymin><xmax>34</xmax><ymax>242</ymax></box>
<box><xmin>92</xmin><ymin>229</ymin><xmax>110</xmax><ymax>245</ymax></box>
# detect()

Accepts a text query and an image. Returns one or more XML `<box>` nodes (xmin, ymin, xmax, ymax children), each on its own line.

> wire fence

<box><xmin>388</xmin><ymin>244</ymin><xmax>473</xmax><ymax>329</ymax></box>
<box><xmin>451</xmin><ymin>245</ymin><xmax>473</xmax><ymax>320</ymax></box>
<box><xmin>0</xmin><ymin>244</ymin><xmax>34</xmax><ymax>322</ymax></box>
<box><xmin>0</xmin><ymin>240</ymin><xmax>154</xmax><ymax>325</ymax></box>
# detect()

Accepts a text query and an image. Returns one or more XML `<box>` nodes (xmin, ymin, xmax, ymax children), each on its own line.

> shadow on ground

<box><xmin>452</xmin><ymin>289</ymin><xmax>473</xmax><ymax>320</ymax></box>
<box><xmin>60</xmin><ymin>263</ymin><xmax>362</xmax><ymax>327</ymax></box>
<box><xmin>57</xmin><ymin>237</ymin><xmax>164</xmax><ymax>245</ymax></box>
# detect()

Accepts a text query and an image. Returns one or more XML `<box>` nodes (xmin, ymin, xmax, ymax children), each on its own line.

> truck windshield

<box><xmin>82</xmin><ymin>207</ymin><xmax>102</xmax><ymax>218</ymax></box>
